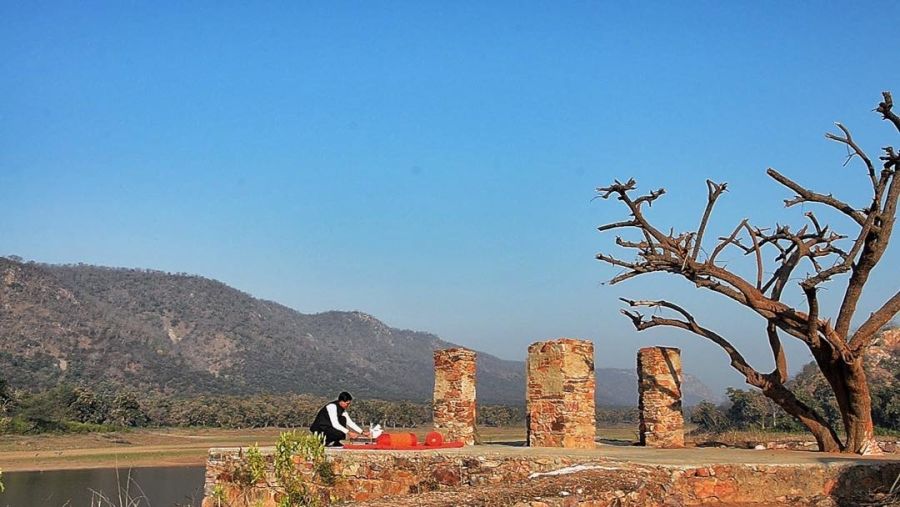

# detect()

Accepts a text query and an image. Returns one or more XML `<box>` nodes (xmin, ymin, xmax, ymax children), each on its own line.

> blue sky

<box><xmin>2</xmin><ymin>2</ymin><xmax>898</xmax><ymax>396</ymax></box>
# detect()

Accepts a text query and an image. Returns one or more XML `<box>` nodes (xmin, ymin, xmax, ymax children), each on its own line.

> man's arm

<box><xmin>326</xmin><ymin>404</ymin><xmax>350</xmax><ymax>433</ymax></box>
<box><xmin>344</xmin><ymin>412</ymin><xmax>364</xmax><ymax>434</ymax></box>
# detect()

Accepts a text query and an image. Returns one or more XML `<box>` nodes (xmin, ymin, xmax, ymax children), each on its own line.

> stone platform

<box><xmin>203</xmin><ymin>443</ymin><xmax>900</xmax><ymax>506</ymax></box>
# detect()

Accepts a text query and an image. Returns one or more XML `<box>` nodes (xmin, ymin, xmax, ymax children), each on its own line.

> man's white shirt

<box><xmin>326</xmin><ymin>403</ymin><xmax>363</xmax><ymax>434</ymax></box>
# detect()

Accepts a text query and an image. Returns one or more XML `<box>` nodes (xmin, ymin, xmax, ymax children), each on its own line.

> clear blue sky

<box><xmin>2</xmin><ymin>2</ymin><xmax>898</xmax><ymax>396</ymax></box>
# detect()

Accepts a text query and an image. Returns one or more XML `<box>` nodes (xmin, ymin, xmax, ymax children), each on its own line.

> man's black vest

<box><xmin>310</xmin><ymin>401</ymin><xmax>345</xmax><ymax>432</ymax></box>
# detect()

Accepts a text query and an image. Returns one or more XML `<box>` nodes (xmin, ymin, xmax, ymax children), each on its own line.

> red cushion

<box><xmin>424</xmin><ymin>431</ymin><xmax>444</xmax><ymax>446</ymax></box>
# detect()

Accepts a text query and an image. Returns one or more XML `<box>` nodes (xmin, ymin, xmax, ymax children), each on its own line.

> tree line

<box><xmin>690</xmin><ymin>354</ymin><xmax>900</xmax><ymax>434</ymax></box>
<box><xmin>0</xmin><ymin>380</ymin><xmax>643</xmax><ymax>434</ymax></box>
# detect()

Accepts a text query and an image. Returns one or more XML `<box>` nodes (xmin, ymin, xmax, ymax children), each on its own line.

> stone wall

<box><xmin>526</xmin><ymin>338</ymin><xmax>595</xmax><ymax>448</ymax></box>
<box><xmin>637</xmin><ymin>346</ymin><xmax>684</xmax><ymax>448</ymax></box>
<box><xmin>203</xmin><ymin>447</ymin><xmax>590</xmax><ymax>505</ymax></box>
<box><xmin>433</xmin><ymin>348</ymin><xmax>477</xmax><ymax>445</ymax></box>
<box><xmin>202</xmin><ymin>446</ymin><xmax>900</xmax><ymax>506</ymax></box>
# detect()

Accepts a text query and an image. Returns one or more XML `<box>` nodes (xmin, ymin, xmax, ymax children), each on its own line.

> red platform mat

<box><xmin>342</xmin><ymin>441</ymin><xmax>464</xmax><ymax>451</ymax></box>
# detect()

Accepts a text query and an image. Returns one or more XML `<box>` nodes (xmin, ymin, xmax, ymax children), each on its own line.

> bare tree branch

<box><xmin>767</xmin><ymin>169</ymin><xmax>867</xmax><ymax>226</ymax></box>
<box><xmin>709</xmin><ymin>220</ymin><xmax>747</xmax><ymax>264</ymax></box>
<box><xmin>692</xmin><ymin>180</ymin><xmax>727</xmax><ymax>260</ymax></box>
<box><xmin>849</xmin><ymin>290</ymin><xmax>900</xmax><ymax>353</ymax></box>
<box><xmin>803</xmin><ymin>286</ymin><xmax>821</xmax><ymax>349</ymax></box>
<box><xmin>744</xmin><ymin>222</ymin><xmax>764</xmax><ymax>290</ymax></box>
<box><xmin>825</xmin><ymin>122</ymin><xmax>877</xmax><ymax>188</ymax></box>
<box><xmin>597</xmin><ymin>180</ymin><xmax>673</xmax><ymax>250</ymax></box>
<box><xmin>597</xmin><ymin>219</ymin><xmax>639</xmax><ymax>233</ymax></box>
<box><xmin>834</xmin><ymin>154</ymin><xmax>899</xmax><ymax>339</ymax></box>
<box><xmin>619</xmin><ymin>298</ymin><xmax>763</xmax><ymax>382</ymax></box>
<box><xmin>595</xmin><ymin>253</ymin><xmax>638</xmax><ymax>270</ymax></box>
<box><xmin>767</xmin><ymin>321</ymin><xmax>788</xmax><ymax>383</ymax></box>
<box><xmin>878</xmin><ymin>91</ymin><xmax>900</xmax><ymax>133</ymax></box>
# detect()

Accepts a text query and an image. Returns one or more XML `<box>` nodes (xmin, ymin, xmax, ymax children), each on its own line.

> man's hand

<box><xmin>348</xmin><ymin>431</ymin><xmax>360</xmax><ymax>439</ymax></box>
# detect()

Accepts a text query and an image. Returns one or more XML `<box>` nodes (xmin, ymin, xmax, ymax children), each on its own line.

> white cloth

<box><xmin>326</xmin><ymin>403</ymin><xmax>363</xmax><ymax>434</ymax></box>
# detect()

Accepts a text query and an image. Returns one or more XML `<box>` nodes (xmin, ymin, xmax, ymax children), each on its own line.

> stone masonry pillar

<box><xmin>526</xmin><ymin>338</ymin><xmax>596</xmax><ymax>448</ymax></box>
<box><xmin>637</xmin><ymin>346</ymin><xmax>685</xmax><ymax>448</ymax></box>
<box><xmin>433</xmin><ymin>347</ymin><xmax>477</xmax><ymax>445</ymax></box>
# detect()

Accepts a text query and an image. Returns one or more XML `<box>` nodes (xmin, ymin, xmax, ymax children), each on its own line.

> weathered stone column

<box><xmin>433</xmin><ymin>347</ymin><xmax>477</xmax><ymax>445</ymax></box>
<box><xmin>637</xmin><ymin>346</ymin><xmax>684</xmax><ymax>448</ymax></box>
<box><xmin>526</xmin><ymin>338</ymin><xmax>596</xmax><ymax>448</ymax></box>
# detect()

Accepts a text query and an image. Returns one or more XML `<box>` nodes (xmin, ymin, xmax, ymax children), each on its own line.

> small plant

<box><xmin>246</xmin><ymin>444</ymin><xmax>267</xmax><ymax>484</ymax></box>
<box><xmin>273</xmin><ymin>431</ymin><xmax>332</xmax><ymax>507</ymax></box>
<box><xmin>221</xmin><ymin>431</ymin><xmax>334</xmax><ymax>506</ymax></box>
<box><xmin>88</xmin><ymin>468</ymin><xmax>148</xmax><ymax>507</ymax></box>
<box><xmin>231</xmin><ymin>443</ymin><xmax>269</xmax><ymax>488</ymax></box>
<box><xmin>210</xmin><ymin>484</ymin><xmax>228</xmax><ymax>507</ymax></box>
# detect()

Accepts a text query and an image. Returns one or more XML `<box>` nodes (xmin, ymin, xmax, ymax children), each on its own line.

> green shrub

<box><xmin>274</xmin><ymin>431</ymin><xmax>332</xmax><ymax>506</ymax></box>
<box><xmin>0</xmin><ymin>416</ymin><xmax>34</xmax><ymax>434</ymax></box>
<box><xmin>246</xmin><ymin>444</ymin><xmax>267</xmax><ymax>484</ymax></box>
<box><xmin>63</xmin><ymin>421</ymin><xmax>117</xmax><ymax>433</ymax></box>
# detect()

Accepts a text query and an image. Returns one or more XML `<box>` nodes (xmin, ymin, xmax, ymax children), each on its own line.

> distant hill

<box><xmin>0</xmin><ymin>258</ymin><xmax>715</xmax><ymax>406</ymax></box>
<box><xmin>596</xmin><ymin>368</ymin><xmax>718</xmax><ymax>407</ymax></box>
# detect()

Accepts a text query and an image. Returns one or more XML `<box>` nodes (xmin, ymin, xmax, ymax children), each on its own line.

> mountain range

<box><xmin>0</xmin><ymin>257</ymin><xmax>716</xmax><ymax>405</ymax></box>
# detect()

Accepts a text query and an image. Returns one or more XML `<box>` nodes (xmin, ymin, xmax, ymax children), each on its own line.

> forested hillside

<box><xmin>0</xmin><ymin>258</ymin><xmax>523</xmax><ymax>402</ymax></box>
<box><xmin>0</xmin><ymin>257</ymin><xmax>714</xmax><ymax>407</ymax></box>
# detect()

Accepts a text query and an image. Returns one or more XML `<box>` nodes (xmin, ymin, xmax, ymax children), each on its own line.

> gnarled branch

<box><xmin>619</xmin><ymin>298</ymin><xmax>764</xmax><ymax>383</ymax></box>
<box><xmin>878</xmin><ymin>91</ymin><xmax>900</xmax><ymax>132</ymax></box>
<box><xmin>692</xmin><ymin>180</ymin><xmax>727</xmax><ymax>260</ymax></box>
<box><xmin>825</xmin><ymin>122</ymin><xmax>877</xmax><ymax>188</ymax></box>
<box><xmin>767</xmin><ymin>168</ymin><xmax>867</xmax><ymax>226</ymax></box>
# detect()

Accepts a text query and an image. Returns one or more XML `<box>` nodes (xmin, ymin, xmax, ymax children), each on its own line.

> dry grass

<box><xmin>686</xmin><ymin>429</ymin><xmax>814</xmax><ymax>447</ymax></box>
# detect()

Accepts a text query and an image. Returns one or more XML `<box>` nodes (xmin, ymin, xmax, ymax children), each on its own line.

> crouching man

<box><xmin>309</xmin><ymin>391</ymin><xmax>370</xmax><ymax>447</ymax></box>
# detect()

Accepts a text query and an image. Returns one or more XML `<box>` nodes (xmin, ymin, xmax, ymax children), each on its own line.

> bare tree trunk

<box><xmin>813</xmin><ymin>352</ymin><xmax>880</xmax><ymax>454</ymax></box>
<box><xmin>836</xmin><ymin>361</ymin><xmax>880</xmax><ymax>455</ymax></box>
<box><xmin>844</xmin><ymin>386</ymin><xmax>879</xmax><ymax>454</ymax></box>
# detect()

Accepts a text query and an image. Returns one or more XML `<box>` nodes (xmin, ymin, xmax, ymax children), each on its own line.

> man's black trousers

<box><xmin>312</xmin><ymin>426</ymin><xmax>345</xmax><ymax>447</ymax></box>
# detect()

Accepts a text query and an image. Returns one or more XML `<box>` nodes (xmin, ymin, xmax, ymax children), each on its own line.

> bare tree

<box><xmin>596</xmin><ymin>92</ymin><xmax>899</xmax><ymax>454</ymax></box>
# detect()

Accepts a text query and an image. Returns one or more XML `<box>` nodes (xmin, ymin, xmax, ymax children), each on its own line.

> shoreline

<box><xmin>0</xmin><ymin>427</ymin><xmax>308</xmax><ymax>473</ymax></box>
<box><xmin>0</xmin><ymin>445</ymin><xmax>209</xmax><ymax>472</ymax></box>
<box><xmin>0</xmin><ymin>426</ymin><xmax>534</xmax><ymax>473</ymax></box>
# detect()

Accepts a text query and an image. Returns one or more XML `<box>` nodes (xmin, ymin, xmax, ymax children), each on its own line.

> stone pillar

<box><xmin>526</xmin><ymin>338</ymin><xmax>596</xmax><ymax>448</ymax></box>
<box><xmin>637</xmin><ymin>346</ymin><xmax>685</xmax><ymax>448</ymax></box>
<box><xmin>433</xmin><ymin>347</ymin><xmax>477</xmax><ymax>445</ymax></box>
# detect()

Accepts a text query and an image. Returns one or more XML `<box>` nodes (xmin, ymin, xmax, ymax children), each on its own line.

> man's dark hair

<box><xmin>338</xmin><ymin>391</ymin><xmax>353</xmax><ymax>402</ymax></box>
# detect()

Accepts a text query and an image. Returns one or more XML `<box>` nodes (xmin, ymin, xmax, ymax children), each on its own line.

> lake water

<box><xmin>0</xmin><ymin>466</ymin><xmax>206</xmax><ymax>507</ymax></box>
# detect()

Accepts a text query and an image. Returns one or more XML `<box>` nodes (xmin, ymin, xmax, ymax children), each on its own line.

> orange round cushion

<box><xmin>424</xmin><ymin>431</ymin><xmax>443</xmax><ymax>446</ymax></box>
<box><xmin>375</xmin><ymin>432</ymin><xmax>418</xmax><ymax>447</ymax></box>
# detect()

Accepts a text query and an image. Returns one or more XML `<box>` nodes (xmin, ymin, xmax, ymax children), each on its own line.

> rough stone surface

<box><xmin>526</xmin><ymin>338</ymin><xmax>596</xmax><ymax>449</ymax></box>
<box><xmin>202</xmin><ymin>446</ymin><xmax>900</xmax><ymax>506</ymax></box>
<box><xmin>881</xmin><ymin>327</ymin><xmax>900</xmax><ymax>350</ymax></box>
<box><xmin>637</xmin><ymin>346</ymin><xmax>685</xmax><ymax>448</ymax></box>
<box><xmin>433</xmin><ymin>347</ymin><xmax>477</xmax><ymax>445</ymax></box>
